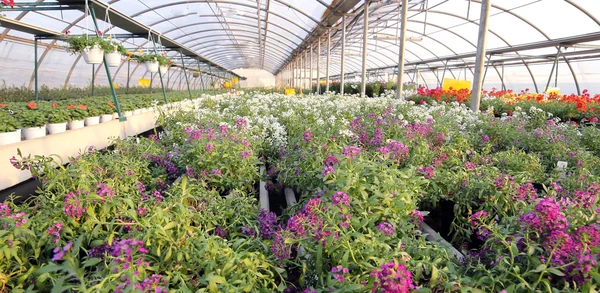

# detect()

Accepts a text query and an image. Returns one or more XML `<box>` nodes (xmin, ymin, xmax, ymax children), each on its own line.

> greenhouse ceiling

<box><xmin>1</xmin><ymin>0</ymin><xmax>600</xmax><ymax>92</ymax></box>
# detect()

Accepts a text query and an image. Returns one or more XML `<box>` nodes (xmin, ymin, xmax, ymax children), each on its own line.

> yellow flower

<box><xmin>107</xmin><ymin>35</ymin><xmax>113</xmax><ymax>41</ymax></box>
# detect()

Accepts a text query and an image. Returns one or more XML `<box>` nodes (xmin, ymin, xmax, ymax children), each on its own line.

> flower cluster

<box><xmin>377</xmin><ymin>221</ymin><xmax>395</xmax><ymax>236</ymax></box>
<box><xmin>369</xmin><ymin>262</ymin><xmax>415</xmax><ymax>293</ymax></box>
<box><xmin>64</xmin><ymin>190</ymin><xmax>85</xmax><ymax>219</ymax></box>
<box><xmin>258</xmin><ymin>208</ymin><xmax>277</xmax><ymax>239</ymax></box>
<box><xmin>47</xmin><ymin>222</ymin><xmax>63</xmax><ymax>244</ymax></box>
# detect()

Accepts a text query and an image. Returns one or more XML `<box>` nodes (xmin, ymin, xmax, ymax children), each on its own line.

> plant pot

<box><xmin>159</xmin><ymin>65</ymin><xmax>169</xmax><ymax>74</ymax></box>
<box><xmin>145</xmin><ymin>61</ymin><xmax>159</xmax><ymax>73</ymax></box>
<box><xmin>112</xmin><ymin>113</ymin><xmax>119</xmax><ymax>119</ymax></box>
<box><xmin>105</xmin><ymin>51</ymin><xmax>121</xmax><ymax>67</ymax></box>
<box><xmin>47</xmin><ymin>122</ymin><xmax>67</xmax><ymax>135</ymax></box>
<box><xmin>0</xmin><ymin>130</ymin><xmax>21</xmax><ymax>146</ymax></box>
<box><xmin>132</xmin><ymin>109</ymin><xmax>141</xmax><ymax>115</ymax></box>
<box><xmin>193</xmin><ymin>72</ymin><xmax>200</xmax><ymax>78</ymax></box>
<box><xmin>84</xmin><ymin>116</ymin><xmax>100</xmax><ymax>126</ymax></box>
<box><xmin>124</xmin><ymin>111</ymin><xmax>133</xmax><ymax>117</ymax></box>
<box><xmin>101</xmin><ymin>114</ymin><xmax>114</xmax><ymax>123</ymax></box>
<box><xmin>22</xmin><ymin>126</ymin><xmax>47</xmax><ymax>140</ymax></box>
<box><xmin>82</xmin><ymin>46</ymin><xmax>104</xmax><ymax>65</ymax></box>
<box><xmin>68</xmin><ymin>120</ymin><xmax>85</xmax><ymax>130</ymax></box>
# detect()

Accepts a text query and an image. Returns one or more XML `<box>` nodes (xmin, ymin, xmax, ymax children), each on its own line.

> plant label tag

<box><xmin>557</xmin><ymin>161</ymin><xmax>568</xmax><ymax>171</ymax></box>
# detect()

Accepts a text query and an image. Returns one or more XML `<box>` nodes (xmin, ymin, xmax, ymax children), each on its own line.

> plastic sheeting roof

<box><xmin>1</xmin><ymin>0</ymin><xmax>600</xmax><ymax>93</ymax></box>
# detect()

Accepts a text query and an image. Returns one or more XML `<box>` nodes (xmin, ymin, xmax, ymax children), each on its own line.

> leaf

<box><xmin>163</xmin><ymin>222</ymin><xmax>177</xmax><ymax>230</ymax></box>
<box><xmin>546</xmin><ymin>268</ymin><xmax>565</xmax><ymax>277</ymax></box>
<box><xmin>35</xmin><ymin>264</ymin><xmax>63</xmax><ymax>275</ymax></box>
<box><xmin>430</xmin><ymin>265</ymin><xmax>439</xmax><ymax>284</ymax></box>
<box><xmin>413</xmin><ymin>288</ymin><xmax>431</xmax><ymax>293</ymax></box>
<box><xmin>82</xmin><ymin>258</ymin><xmax>101</xmax><ymax>268</ymax></box>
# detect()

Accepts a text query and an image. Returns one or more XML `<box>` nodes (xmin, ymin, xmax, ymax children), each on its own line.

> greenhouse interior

<box><xmin>1</xmin><ymin>0</ymin><xmax>600</xmax><ymax>292</ymax></box>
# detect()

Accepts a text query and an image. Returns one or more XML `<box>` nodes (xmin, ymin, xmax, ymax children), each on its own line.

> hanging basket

<box><xmin>82</xmin><ymin>45</ymin><xmax>104</xmax><ymax>64</ymax></box>
<box><xmin>145</xmin><ymin>61</ymin><xmax>159</xmax><ymax>73</ymax></box>
<box><xmin>193</xmin><ymin>71</ymin><xmax>200</xmax><ymax>78</ymax></box>
<box><xmin>159</xmin><ymin>65</ymin><xmax>169</xmax><ymax>74</ymax></box>
<box><xmin>105</xmin><ymin>51</ymin><xmax>121</xmax><ymax>67</ymax></box>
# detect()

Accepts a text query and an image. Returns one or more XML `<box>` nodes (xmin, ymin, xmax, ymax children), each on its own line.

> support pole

<box><xmin>396</xmin><ymin>0</ymin><xmax>408</xmax><ymax>99</ymax></box>
<box><xmin>317</xmin><ymin>39</ymin><xmax>321</xmax><ymax>94</ymax></box>
<box><xmin>544</xmin><ymin>48</ymin><xmax>562</xmax><ymax>93</ymax></box>
<box><xmin>310</xmin><ymin>45</ymin><xmax>313</xmax><ymax>93</ymax></box>
<box><xmin>340</xmin><ymin>15</ymin><xmax>346</xmax><ymax>95</ymax></box>
<box><xmin>209</xmin><ymin>66</ymin><xmax>216</xmax><ymax>95</ymax></box>
<box><xmin>179</xmin><ymin>51</ymin><xmax>192</xmax><ymax>99</ymax></box>
<box><xmin>91</xmin><ymin>64</ymin><xmax>95</xmax><ymax>96</ymax></box>
<box><xmin>469</xmin><ymin>0</ymin><xmax>491</xmax><ymax>112</ymax></box>
<box><xmin>326</xmin><ymin>28</ymin><xmax>331</xmax><ymax>92</ymax></box>
<box><xmin>150</xmin><ymin>35</ymin><xmax>168</xmax><ymax>104</ymax></box>
<box><xmin>126</xmin><ymin>59</ymin><xmax>130</xmax><ymax>94</ymax></box>
<box><xmin>89</xmin><ymin>6</ymin><xmax>124</xmax><ymax>121</ymax></box>
<box><xmin>34</xmin><ymin>38</ymin><xmax>39</xmax><ymax>101</ymax></box>
<box><xmin>361</xmin><ymin>1</ymin><xmax>369</xmax><ymax>97</ymax></box>
<box><xmin>150</xmin><ymin>73</ymin><xmax>153</xmax><ymax>93</ymax></box>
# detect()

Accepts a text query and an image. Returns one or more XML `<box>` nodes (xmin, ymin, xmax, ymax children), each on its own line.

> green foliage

<box><xmin>0</xmin><ymin>108</ymin><xmax>19</xmax><ymax>132</ymax></box>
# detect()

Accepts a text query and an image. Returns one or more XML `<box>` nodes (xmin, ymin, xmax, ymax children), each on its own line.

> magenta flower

<box><xmin>332</xmin><ymin>191</ymin><xmax>350</xmax><ymax>206</ymax></box>
<box><xmin>51</xmin><ymin>241</ymin><xmax>72</xmax><ymax>262</ymax></box>
<box><xmin>48</xmin><ymin>222</ymin><xmax>63</xmax><ymax>244</ymax></box>
<box><xmin>64</xmin><ymin>190</ymin><xmax>85</xmax><ymax>219</ymax></box>
<box><xmin>303</xmin><ymin>130</ymin><xmax>313</xmax><ymax>142</ymax></box>
<box><xmin>322</xmin><ymin>166</ymin><xmax>335</xmax><ymax>177</ymax></box>
<box><xmin>235</xmin><ymin>117</ymin><xmax>248</xmax><ymax>130</ymax></box>
<box><xmin>241</xmin><ymin>150</ymin><xmax>252</xmax><ymax>159</ymax></box>
<box><xmin>205</xmin><ymin>144</ymin><xmax>215</xmax><ymax>153</ymax></box>
<box><xmin>342</xmin><ymin>146</ymin><xmax>361</xmax><ymax>159</ymax></box>
<box><xmin>377</xmin><ymin>221</ymin><xmax>395</xmax><ymax>236</ymax></box>
<box><xmin>369</xmin><ymin>262</ymin><xmax>414</xmax><ymax>293</ymax></box>
<box><xmin>211</xmin><ymin>169</ymin><xmax>223</xmax><ymax>175</ymax></box>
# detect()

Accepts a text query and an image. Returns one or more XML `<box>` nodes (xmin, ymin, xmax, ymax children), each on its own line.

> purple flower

<box><xmin>342</xmin><ymin>146</ymin><xmax>361</xmax><ymax>159</ymax></box>
<box><xmin>125</xmin><ymin>169</ymin><xmax>135</xmax><ymax>175</ymax></box>
<box><xmin>324</xmin><ymin>155</ymin><xmax>338</xmax><ymax>166</ymax></box>
<box><xmin>235</xmin><ymin>117</ymin><xmax>248</xmax><ymax>130</ymax></box>
<box><xmin>48</xmin><ymin>222</ymin><xmax>63</xmax><ymax>244</ymax></box>
<box><xmin>322</xmin><ymin>166</ymin><xmax>335</xmax><ymax>177</ymax></box>
<box><xmin>369</xmin><ymin>262</ymin><xmax>414</xmax><ymax>293</ymax></box>
<box><xmin>241</xmin><ymin>150</ymin><xmax>252</xmax><ymax>159</ymax></box>
<box><xmin>242</xmin><ymin>225</ymin><xmax>256</xmax><ymax>237</ymax></box>
<box><xmin>480</xmin><ymin>134</ymin><xmax>490</xmax><ymax>145</ymax></box>
<box><xmin>258</xmin><ymin>209</ymin><xmax>277</xmax><ymax>239</ymax></box>
<box><xmin>377</xmin><ymin>222</ymin><xmax>395</xmax><ymax>236</ymax></box>
<box><xmin>332</xmin><ymin>191</ymin><xmax>350</xmax><ymax>207</ymax></box>
<box><xmin>205</xmin><ymin>144</ymin><xmax>215</xmax><ymax>153</ymax></box>
<box><xmin>211</xmin><ymin>169</ymin><xmax>223</xmax><ymax>175</ymax></box>
<box><xmin>303</xmin><ymin>130</ymin><xmax>313</xmax><ymax>142</ymax></box>
<box><xmin>332</xmin><ymin>265</ymin><xmax>348</xmax><ymax>282</ymax></box>
<box><xmin>51</xmin><ymin>241</ymin><xmax>72</xmax><ymax>262</ymax></box>
<box><xmin>410</xmin><ymin>210</ymin><xmax>424</xmax><ymax>227</ymax></box>
<box><xmin>214</xmin><ymin>226</ymin><xmax>228</xmax><ymax>238</ymax></box>
<box><xmin>64</xmin><ymin>190</ymin><xmax>85</xmax><ymax>219</ymax></box>
<box><xmin>418</xmin><ymin>166</ymin><xmax>435</xmax><ymax>179</ymax></box>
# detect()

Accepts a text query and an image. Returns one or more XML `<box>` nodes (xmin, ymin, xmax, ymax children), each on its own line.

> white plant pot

<box><xmin>84</xmin><ymin>116</ymin><xmax>100</xmax><ymax>126</ymax></box>
<box><xmin>159</xmin><ymin>65</ymin><xmax>169</xmax><ymax>74</ymax></box>
<box><xmin>145</xmin><ymin>61</ymin><xmax>159</xmax><ymax>73</ymax></box>
<box><xmin>101</xmin><ymin>114</ymin><xmax>114</xmax><ymax>123</ymax></box>
<box><xmin>22</xmin><ymin>126</ymin><xmax>46</xmax><ymax>140</ymax></box>
<box><xmin>82</xmin><ymin>46</ymin><xmax>104</xmax><ymax>65</ymax></box>
<box><xmin>47</xmin><ymin>122</ymin><xmax>67</xmax><ymax>135</ymax></box>
<box><xmin>112</xmin><ymin>113</ymin><xmax>119</xmax><ymax>119</ymax></box>
<box><xmin>68</xmin><ymin>120</ymin><xmax>85</xmax><ymax>130</ymax></box>
<box><xmin>0</xmin><ymin>130</ymin><xmax>21</xmax><ymax>146</ymax></box>
<box><xmin>105</xmin><ymin>51</ymin><xmax>121</xmax><ymax>67</ymax></box>
<box><xmin>133</xmin><ymin>109</ymin><xmax>141</xmax><ymax>115</ymax></box>
<box><xmin>124</xmin><ymin>111</ymin><xmax>133</xmax><ymax>117</ymax></box>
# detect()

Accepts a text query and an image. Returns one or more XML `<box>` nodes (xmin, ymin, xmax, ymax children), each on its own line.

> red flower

<box><xmin>1</xmin><ymin>0</ymin><xmax>15</xmax><ymax>8</ymax></box>
<box><xmin>52</xmin><ymin>103</ymin><xmax>58</xmax><ymax>107</ymax></box>
<box><xmin>65</xmin><ymin>30</ymin><xmax>71</xmax><ymax>35</ymax></box>
<box><xmin>0</xmin><ymin>103</ymin><xmax>6</xmax><ymax>108</ymax></box>
<box><xmin>27</xmin><ymin>102</ymin><xmax>37</xmax><ymax>109</ymax></box>
<box><xmin>97</xmin><ymin>30</ymin><xmax>103</xmax><ymax>36</ymax></box>
<box><xmin>77</xmin><ymin>104</ymin><xmax>87</xmax><ymax>110</ymax></box>
<box><xmin>109</xmin><ymin>103</ymin><xmax>115</xmax><ymax>108</ymax></box>
<box><xmin>67</xmin><ymin>105</ymin><xmax>75</xmax><ymax>109</ymax></box>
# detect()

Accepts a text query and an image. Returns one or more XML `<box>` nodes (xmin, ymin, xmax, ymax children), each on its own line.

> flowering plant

<box><xmin>66</xmin><ymin>104</ymin><xmax>88</xmax><ymax>121</ymax></box>
<box><xmin>0</xmin><ymin>109</ymin><xmax>19</xmax><ymax>132</ymax></box>
<box><xmin>41</xmin><ymin>102</ymin><xmax>69</xmax><ymax>123</ymax></box>
<box><xmin>14</xmin><ymin>102</ymin><xmax>46</xmax><ymax>127</ymax></box>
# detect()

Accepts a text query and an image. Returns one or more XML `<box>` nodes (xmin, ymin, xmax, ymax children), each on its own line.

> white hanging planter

<box><xmin>22</xmin><ymin>126</ymin><xmax>47</xmax><ymax>140</ymax></box>
<box><xmin>68</xmin><ymin>120</ymin><xmax>85</xmax><ymax>130</ymax></box>
<box><xmin>105</xmin><ymin>51</ymin><xmax>121</xmax><ymax>67</ymax></box>
<box><xmin>159</xmin><ymin>65</ymin><xmax>169</xmax><ymax>74</ymax></box>
<box><xmin>133</xmin><ymin>109</ymin><xmax>142</xmax><ymax>115</ymax></box>
<box><xmin>145</xmin><ymin>61</ymin><xmax>159</xmax><ymax>73</ymax></box>
<box><xmin>82</xmin><ymin>45</ymin><xmax>104</xmax><ymax>65</ymax></box>
<box><xmin>47</xmin><ymin>123</ymin><xmax>67</xmax><ymax>135</ymax></box>
<box><xmin>0</xmin><ymin>130</ymin><xmax>21</xmax><ymax>146</ymax></box>
<box><xmin>84</xmin><ymin>116</ymin><xmax>100</xmax><ymax>126</ymax></box>
<box><xmin>101</xmin><ymin>114</ymin><xmax>114</xmax><ymax>123</ymax></box>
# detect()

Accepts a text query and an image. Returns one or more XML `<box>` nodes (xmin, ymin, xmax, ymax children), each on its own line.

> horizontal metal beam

<box><xmin>55</xmin><ymin>0</ymin><xmax>244</xmax><ymax>79</ymax></box>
